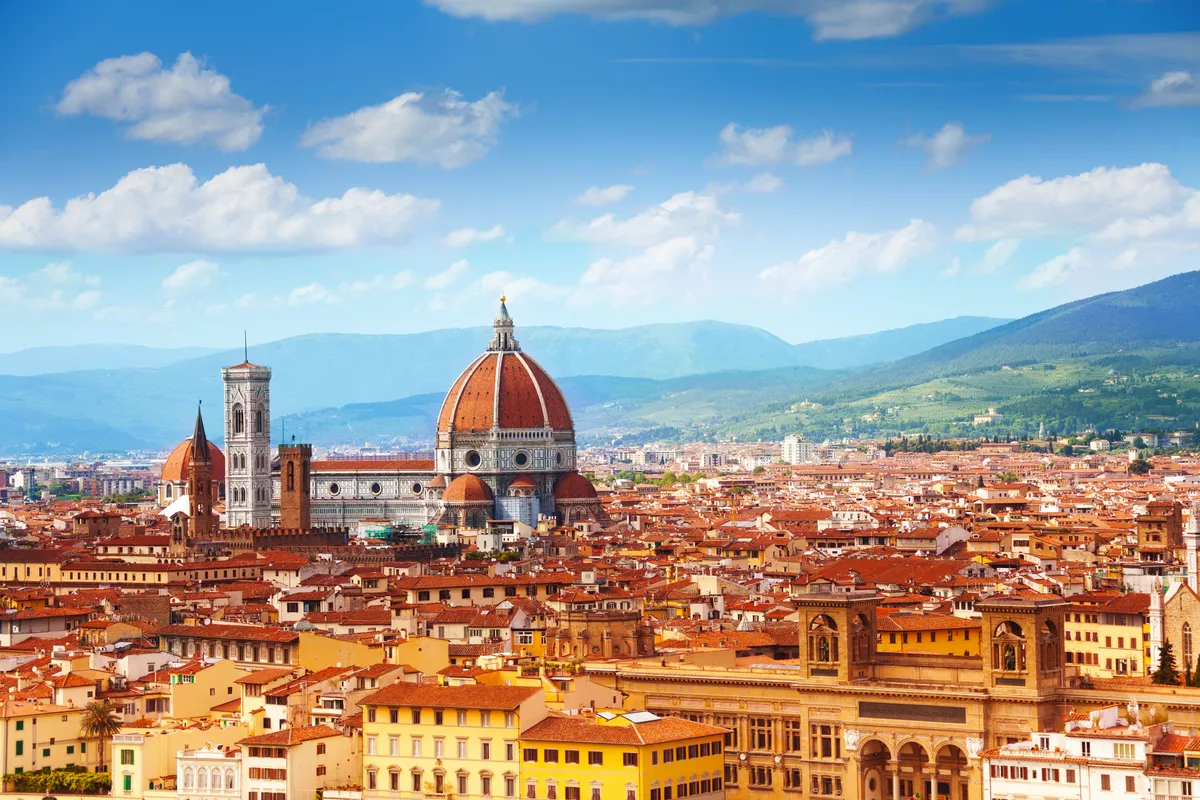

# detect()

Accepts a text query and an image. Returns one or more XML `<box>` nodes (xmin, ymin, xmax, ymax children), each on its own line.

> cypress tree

<box><xmin>1153</xmin><ymin>641</ymin><xmax>1181</xmax><ymax>685</ymax></box>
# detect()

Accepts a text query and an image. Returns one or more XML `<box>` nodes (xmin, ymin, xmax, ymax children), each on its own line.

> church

<box><xmin>158</xmin><ymin>300</ymin><xmax>603</xmax><ymax>533</ymax></box>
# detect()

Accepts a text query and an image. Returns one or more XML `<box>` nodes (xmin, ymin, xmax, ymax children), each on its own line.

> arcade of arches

<box><xmin>586</xmin><ymin>592</ymin><xmax>1200</xmax><ymax>800</ymax></box>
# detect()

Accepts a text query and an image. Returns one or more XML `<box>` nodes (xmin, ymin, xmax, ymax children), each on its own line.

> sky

<box><xmin>1</xmin><ymin>1</ymin><xmax>1198</xmax><ymax>352</ymax></box>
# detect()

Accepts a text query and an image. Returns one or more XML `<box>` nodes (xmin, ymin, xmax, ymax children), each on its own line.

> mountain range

<box><xmin>0</xmin><ymin>315</ymin><xmax>1004</xmax><ymax>454</ymax></box>
<box><xmin>8</xmin><ymin>270</ymin><xmax>1200</xmax><ymax>456</ymax></box>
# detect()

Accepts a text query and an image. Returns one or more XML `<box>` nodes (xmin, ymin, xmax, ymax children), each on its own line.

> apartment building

<box><xmin>360</xmin><ymin>683</ymin><xmax>547</xmax><ymax>800</ymax></box>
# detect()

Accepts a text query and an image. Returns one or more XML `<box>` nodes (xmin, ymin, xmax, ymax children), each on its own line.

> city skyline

<box><xmin>1</xmin><ymin>1</ymin><xmax>1198</xmax><ymax>350</ymax></box>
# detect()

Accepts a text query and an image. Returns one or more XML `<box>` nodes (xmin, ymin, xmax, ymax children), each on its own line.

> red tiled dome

<box><xmin>443</xmin><ymin>474</ymin><xmax>494</xmax><ymax>504</ymax></box>
<box><xmin>161</xmin><ymin>437</ymin><xmax>225</xmax><ymax>483</ymax></box>
<box><xmin>438</xmin><ymin>350</ymin><xmax>573</xmax><ymax>434</ymax></box>
<box><xmin>554</xmin><ymin>472</ymin><xmax>598</xmax><ymax>501</ymax></box>
<box><xmin>509</xmin><ymin>474</ymin><xmax>538</xmax><ymax>489</ymax></box>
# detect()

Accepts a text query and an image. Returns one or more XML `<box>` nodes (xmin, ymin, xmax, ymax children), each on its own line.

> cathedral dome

<box><xmin>437</xmin><ymin>301</ymin><xmax>572</xmax><ymax>434</ymax></box>
<box><xmin>554</xmin><ymin>471</ymin><xmax>598</xmax><ymax>501</ymax></box>
<box><xmin>443</xmin><ymin>474</ymin><xmax>494</xmax><ymax>504</ymax></box>
<box><xmin>161</xmin><ymin>436</ymin><xmax>225</xmax><ymax>483</ymax></box>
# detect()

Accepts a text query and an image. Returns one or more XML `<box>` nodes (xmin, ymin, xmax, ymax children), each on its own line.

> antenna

<box><xmin>244</xmin><ymin>331</ymin><xmax>248</xmax><ymax>363</ymax></box>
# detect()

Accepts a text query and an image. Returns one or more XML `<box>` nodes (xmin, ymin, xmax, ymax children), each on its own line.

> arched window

<box><xmin>809</xmin><ymin>614</ymin><xmax>839</xmax><ymax>663</ymax></box>
<box><xmin>165</xmin><ymin>484</ymin><xmax>173</xmax><ymax>499</ymax></box>
<box><xmin>211</xmin><ymin>768</ymin><xmax>221</xmax><ymax>791</ymax></box>
<box><xmin>287</xmin><ymin>461</ymin><xmax>295</xmax><ymax>491</ymax></box>
<box><xmin>233</xmin><ymin>404</ymin><xmax>244</xmax><ymax>434</ymax></box>
<box><xmin>1185</xmin><ymin>623</ymin><xmax>1194</xmax><ymax>665</ymax></box>
<box><xmin>197</xmin><ymin>769</ymin><xmax>208</xmax><ymax>790</ymax></box>
<box><xmin>226</xmin><ymin>769</ymin><xmax>236</xmax><ymax>790</ymax></box>
<box><xmin>992</xmin><ymin>621</ymin><xmax>1026</xmax><ymax>673</ymax></box>
<box><xmin>183</xmin><ymin>769</ymin><xmax>194</xmax><ymax>790</ymax></box>
<box><xmin>1039</xmin><ymin>620</ymin><xmax>1060</xmax><ymax>671</ymax></box>
<box><xmin>255</xmin><ymin>409</ymin><xmax>264</xmax><ymax>433</ymax></box>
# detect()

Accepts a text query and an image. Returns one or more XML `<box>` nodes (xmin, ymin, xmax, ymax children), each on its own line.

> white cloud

<box><xmin>425</xmin><ymin>259</ymin><xmax>471</xmax><ymax>290</ymax></box>
<box><xmin>301</xmin><ymin>89</ymin><xmax>515</xmax><ymax>168</ymax></box>
<box><xmin>576</xmin><ymin>236</ymin><xmax>715</xmax><ymax>306</ymax></box>
<box><xmin>760</xmin><ymin>219</ymin><xmax>938</xmax><ymax>294</ymax></box>
<box><xmin>340</xmin><ymin>271</ymin><xmax>415</xmax><ymax>294</ymax></box>
<box><xmin>548</xmin><ymin>190</ymin><xmax>739</xmax><ymax>247</ymax></box>
<box><xmin>287</xmin><ymin>283</ymin><xmax>336</xmax><ymax>306</ymax></box>
<box><xmin>903</xmin><ymin>122</ymin><xmax>989</xmax><ymax>169</ymax></box>
<box><xmin>1131</xmin><ymin>71</ymin><xmax>1200</xmax><ymax>109</ymax></box>
<box><xmin>0</xmin><ymin>263</ymin><xmax>105</xmax><ymax>312</ymax></box>
<box><xmin>0</xmin><ymin>163</ymin><xmax>439</xmax><ymax>252</ymax></box>
<box><xmin>162</xmin><ymin>259</ymin><xmax>221</xmax><ymax>293</ymax></box>
<box><xmin>575</xmin><ymin>185</ymin><xmax>635</xmax><ymax>205</ymax></box>
<box><xmin>956</xmin><ymin>163</ymin><xmax>1191</xmax><ymax>242</ymax></box>
<box><xmin>426</xmin><ymin>0</ymin><xmax>991</xmax><ymax>40</ymax></box>
<box><xmin>713</xmin><ymin>123</ymin><xmax>852</xmax><ymax>167</ymax></box>
<box><xmin>976</xmin><ymin>238</ymin><xmax>1020</xmax><ymax>273</ymax></box>
<box><xmin>1018</xmin><ymin>247</ymin><xmax>1090</xmax><ymax>291</ymax></box>
<box><xmin>56</xmin><ymin>52</ymin><xmax>266</xmax><ymax>151</ymax></box>
<box><xmin>444</xmin><ymin>224</ymin><xmax>506</xmax><ymax>248</ymax></box>
<box><xmin>742</xmin><ymin>172</ymin><xmax>785</xmax><ymax>193</ymax></box>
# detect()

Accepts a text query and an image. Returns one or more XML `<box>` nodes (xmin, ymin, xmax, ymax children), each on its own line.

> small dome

<box><xmin>554</xmin><ymin>472</ymin><xmax>598</xmax><ymax>501</ymax></box>
<box><xmin>443</xmin><ymin>474</ymin><xmax>494</xmax><ymax>504</ymax></box>
<box><xmin>509</xmin><ymin>474</ymin><xmax>537</xmax><ymax>489</ymax></box>
<box><xmin>161</xmin><ymin>436</ymin><xmax>225</xmax><ymax>483</ymax></box>
<box><xmin>428</xmin><ymin>475</ymin><xmax>448</xmax><ymax>489</ymax></box>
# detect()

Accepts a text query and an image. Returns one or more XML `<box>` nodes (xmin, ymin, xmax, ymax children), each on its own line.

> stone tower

<box><xmin>222</xmin><ymin>356</ymin><xmax>272</xmax><ymax>528</ymax></box>
<box><xmin>278</xmin><ymin>441</ymin><xmax>312</xmax><ymax>530</ymax></box>
<box><xmin>187</xmin><ymin>404</ymin><xmax>218</xmax><ymax>539</ymax></box>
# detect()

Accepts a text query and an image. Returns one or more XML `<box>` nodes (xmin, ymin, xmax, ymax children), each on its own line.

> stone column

<box><xmin>889</xmin><ymin>761</ymin><xmax>900</xmax><ymax>800</ymax></box>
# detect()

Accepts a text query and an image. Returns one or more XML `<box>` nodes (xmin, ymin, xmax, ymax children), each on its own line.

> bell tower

<box><xmin>222</xmin><ymin>351</ymin><xmax>272</xmax><ymax>528</ymax></box>
<box><xmin>795</xmin><ymin>589</ymin><xmax>879</xmax><ymax>683</ymax></box>
<box><xmin>186</xmin><ymin>403</ymin><xmax>218</xmax><ymax>539</ymax></box>
<box><xmin>977</xmin><ymin>595</ymin><xmax>1067</xmax><ymax>694</ymax></box>
<box><xmin>279</xmin><ymin>440</ymin><xmax>312</xmax><ymax>530</ymax></box>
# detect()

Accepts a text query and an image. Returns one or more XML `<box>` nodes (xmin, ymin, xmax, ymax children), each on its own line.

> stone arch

<box><xmin>858</xmin><ymin>740</ymin><xmax>892</xmax><ymax>800</ymax></box>
<box><xmin>851</xmin><ymin>612</ymin><xmax>872</xmax><ymax>661</ymax></box>
<box><xmin>233</xmin><ymin>403</ymin><xmax>244</xmax><ymax>434</ymax></box>
<box><xmin>809</xmin><ymin>613</ymin><xmax>839</xmax><ymax>663</ymax></box>
<box><xmin>1039</xmin><ymin>619</ymin><xmax>1060</xmax><ymax>670</ymax></box>
<box><xmin>992</xmin><ymin>620</ymin><xmax>1026</xmax><ymax>672</ymax></box>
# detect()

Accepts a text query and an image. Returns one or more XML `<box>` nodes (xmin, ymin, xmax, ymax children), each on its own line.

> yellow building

<box><xmin>360</xmin><ymin>683</ymin><xmax>546</xmax><ymax>800</ymax></box>
<box><xmin>0</xmin><ymin>700</ymin><xmax>99</xmax><ymax>776</ymax></box>
<box><xmin>519</xmin><ymin>711</ymin><xmax>728</xmax><ymax>800</ymax></box>
<box><xmin>1064</xmin><ymin>593</ymin><xmax>1150</xmax><ymax>678</ymax></box>
<box><xmin>875</xmin><ymin>613</ymin><xmax>982</xmax><ymax>657</ymax></box>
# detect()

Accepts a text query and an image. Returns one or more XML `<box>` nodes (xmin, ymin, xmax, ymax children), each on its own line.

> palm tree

<box><xmin>79</xmin><ymin>700</ymin><xmax>122</xmax><ymax>773</ymax></box>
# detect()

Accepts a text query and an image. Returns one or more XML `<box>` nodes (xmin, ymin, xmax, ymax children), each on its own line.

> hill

<box><xmin>0</xmin><ymin>344</ymin><xmax>218</xmax><ymax>375</ymax></box>
<box><xmin>275</xmin><ymin>367</ymin><xmax>840</xmax><ymax>447</ymax></box>
<box><xmin>0</xmin><ymin>316</ymin><xmax>1001</xmax><ymax>454</ymax></box>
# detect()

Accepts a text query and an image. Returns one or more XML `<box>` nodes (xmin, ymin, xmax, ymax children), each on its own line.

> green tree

<box><xmin>79</xmin><ymin>699</ymin><xmax>122</xmax><ymax>772</ymax></box>
<box><xmin>752</xmin><ymin>466</ymin><xmax>765</xmax><ymax>475</ymax></box>
<box><xmin>659</xmin><ymin>471</ymin><xmax>678</xmax><ymax>487</ymax></box>
<box><xmin>1153</xmin><ymin>640</ymin><xmax>1181</xmax><ymax>685</ymax></box>
<box><xmin>1129</xmin><ymin>458</ymin><xmax>1152</xmax><ymax>476</ymax></box>
<box><xmin>996</xmin><ymin>471</ymin><xmax>1020</xmax><ymax>483</ymax></box>
<box><xmin>976</xmin><ymin>475</ymin><xmax>985</xmax><ymax>489</ymax></box>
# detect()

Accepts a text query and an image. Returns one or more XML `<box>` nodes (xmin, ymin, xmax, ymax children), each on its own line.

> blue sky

<box><xmin>1</xmin><ymin>0</ymin><xmax>1198</xmax><ymax>351</ymax></box>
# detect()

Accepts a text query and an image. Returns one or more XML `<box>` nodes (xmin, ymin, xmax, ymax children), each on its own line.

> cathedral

<box><xmin>158</xmin><ymin>300</ymin><xmax>602</xmax><ymax>533</ymax></box>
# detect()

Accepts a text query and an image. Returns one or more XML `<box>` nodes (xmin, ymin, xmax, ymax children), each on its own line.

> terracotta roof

<box><xmin>555</xmin><ymin>472</ymin><xmax>599</xmax><ymax>502</ymax></box>
<box><xmin>237</xmin><ymin>724</ymin><xmax>342</xmax><ymax>746</ymax></box>
<box><xmin>161</xmin><ymin>436</ymin><xmax>226</xmax><ymax>483</ymax></box>
<box><xmin>157</xmin><ymin>623</ymin><xmax>299</xmax><ymax>643</ymax></box>
<box><xmin>361</xmin><ymin>683</ymin><xmax>540</xmax><ymax>710</ymax></box>
<box><xmin>310</xmin><ymin>460</ymin><xmax>434</xmax><ymax>473</ymax></box>
<box><xmin>444</xmin><ymin>474</ymin><xmax>494</xmax><ymax>504</ymax></box>
<box><xmin>437</xmin><ymin>350</ymin><xmax>572</xmax><ymax>433</ymax></box>
<box><xmin>522</xmin><ymin>715</ymin><xmax>727</xmax><ymax>745</ymax></box>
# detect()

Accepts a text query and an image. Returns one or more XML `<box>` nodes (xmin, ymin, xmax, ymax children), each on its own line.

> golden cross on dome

<box><xmin>500</xmin><ymin>294</ymin><xmax>506</xmax><ymax>303</ymax></box>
